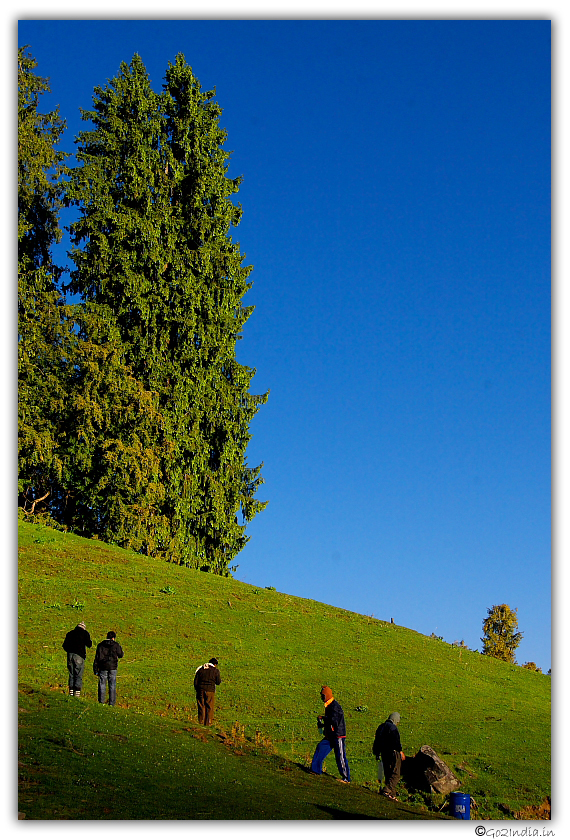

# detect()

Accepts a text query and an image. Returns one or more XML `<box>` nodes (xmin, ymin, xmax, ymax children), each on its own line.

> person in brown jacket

<box><xmin>193</xmin><ymin>657</ymin><xmax>221</xmax><ymax>725</ymax></box>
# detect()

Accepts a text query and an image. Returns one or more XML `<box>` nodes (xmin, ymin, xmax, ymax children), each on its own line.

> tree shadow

<box><xmin>314</xmin><ymin>804</ymin><xmax>380</xmax><ymax>820</ymax></box>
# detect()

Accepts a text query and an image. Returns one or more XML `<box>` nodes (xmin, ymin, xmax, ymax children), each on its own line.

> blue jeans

<box><xmin>98</xmin><ymin>669</ymin><xmax>118</xmax><ymax>705</ymax></box>
<box><xmin>311</xmin><ymin>737</ymin><xmax>351</xmax><ymax>781</ymax></box>
<box><xmin>67</xmin><ymin>653</ymin><xmax>85</xmax><ymax>691</ymax></box>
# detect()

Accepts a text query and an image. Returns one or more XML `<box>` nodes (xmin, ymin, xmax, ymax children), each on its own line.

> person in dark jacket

<box><xmin>372</xmin><ymin>712</ymin><xmax>406</xmax><ymax>800</ymax></box>
<box><xmin>93</xmin><ymin>631</ymin><xmax>124</xmax><ymax>706</ymax></box>
<box><xmin>62</xmin><ymin>621</ymin><xmax>92</xmax><ymax>697</ymax></box>
<box><xmin>310</xmin><ymin>685</ymin><xmax>351</xmax><ymax>782</ymax></box>
<box><xmin>193</xmin><ymin>657</ymin><xmax>222</xmax><ymax>725</ymax></box>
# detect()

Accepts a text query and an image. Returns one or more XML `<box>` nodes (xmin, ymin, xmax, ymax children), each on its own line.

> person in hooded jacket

<box><xmin>310</xmin><ymin>685</ymin><xmax>351</xmax><ymax>782</ymax></box>
<box><xmin>372</xmin><ymin>712</ymin><xmax>406</xmax><ymax>800</ymax></box>
<box><xmin>93</xmin><ymin>631</ymin><xmax>124</xmax><ymax>706</ymax></box>
<box><xmin>62</xmin><ymin>621</ymin><xmax>92</xmax><ymax>697</ymax></box>
<box><xmin>193</xmin><ymin>657</ymin><xmax>222</xmax><ymax>725</ymax></box>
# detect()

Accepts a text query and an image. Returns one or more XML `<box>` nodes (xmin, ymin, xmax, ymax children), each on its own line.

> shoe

<box><xmin>382</xmin><ymin>792</ymin><xmax>399</xmax><ymax>801</ymax></box>
<box><xmin>338</xmin><ymin>779</ymin><xmax>350</xmax><ymax>784</ymax></box>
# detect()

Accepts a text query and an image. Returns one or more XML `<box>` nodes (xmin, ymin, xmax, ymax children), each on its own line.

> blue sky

<box><xmin>17</xmin><ymin>18</ymin><xmax>551</xmax><ymax>671</ymax></box>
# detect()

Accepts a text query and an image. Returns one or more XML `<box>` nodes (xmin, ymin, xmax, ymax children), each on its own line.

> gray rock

<box><xmin>415</xmin><ymin>745</ymin><xmax>460</xmax><ymax>795</ymax></box>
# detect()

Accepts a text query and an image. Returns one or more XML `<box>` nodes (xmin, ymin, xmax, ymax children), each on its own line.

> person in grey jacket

<box><xmin>373</xmin><ymin>712</ymin><xmax>406</xmax><ymax>800</ymax></box>
<box><xmin>93</xmin><ymin>631</ymin><xmax>124</xmax><ymax>706</ymax></box>
<box><xmin>62</xmin><ymin>621</ymin><xmax>92</xmax><ymax>697</ymax></box>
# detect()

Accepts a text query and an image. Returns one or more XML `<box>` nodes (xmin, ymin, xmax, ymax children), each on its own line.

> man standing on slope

<box><xmin>62</xmin><ymin>621</ymin><xmax>92</xmax><ymax>697</ymax></box>
<box><xmin>310</xmin><ymin>685</ymin><xmax>351</xmax><ymax>783</ymax></box>
<box><xmin>93</xmin><ymin>631</ymin><xmax>124</xmax><ymax>706</ymax></box>
<box><xmin>372</xmin><ymin>712</ymin><xmax>405</xmax><ymax>800</ymax></box>
<box><xmin>194</xmin><ymin>657</ymin><xmax>222</xmax><ymax>725</ymax></box>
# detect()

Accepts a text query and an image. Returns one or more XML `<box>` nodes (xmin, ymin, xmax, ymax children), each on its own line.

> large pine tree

<box><xmin>66</xmin><ymin>54</ymin><xmax>267</xmax><ymax>573</ymax></box>
<box><xmin>18</xmin><ymin>47</ymin><xmax>166</xmax><ymax>538</ymax></box>
<box><xmin>17</xmin><ymin>46</ymin><xmax>70</xmax><ymax>516</ymax></box>
<box><xmin>57</xmin><ymin>300</ymin><xmax>168</xmax><ymax>545</ymax></box>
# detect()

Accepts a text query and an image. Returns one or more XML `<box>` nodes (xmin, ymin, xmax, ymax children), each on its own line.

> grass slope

<box><xmin>18</xmin><ymin>686</ymin><xmax>443</xmax><ymax>820</ymax></box>
<box><xmin>18</xmin><ymin>520</ymin><xmax>550</xmax><ymax>820</ymax></box>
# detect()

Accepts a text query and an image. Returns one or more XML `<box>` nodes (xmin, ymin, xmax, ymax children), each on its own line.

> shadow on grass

<box><xmin>314</xmin><ymin>804</ymin><xmax>380</xmax><ymax>820</ymax></box>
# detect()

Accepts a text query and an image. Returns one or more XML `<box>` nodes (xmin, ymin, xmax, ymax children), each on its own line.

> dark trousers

<box><xmin>311</xmin><ymin>737</ymin><xmax>351</xmax><ymax>781</ymax></box>
<box><xmin>196</xmin><ymin>689</ymin><xmax>216</xmax><ymax>725</ymax></box>
<box><xmin>381</xmin><ymin>750</ymin><xmax>402</xmax><ymax>795</ymax></box>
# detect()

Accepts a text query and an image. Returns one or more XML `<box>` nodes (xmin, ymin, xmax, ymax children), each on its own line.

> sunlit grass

<box><xmin>18</xmin><ymin>519</ymin><xmax>550</xmax><ymax>819</ymax></box>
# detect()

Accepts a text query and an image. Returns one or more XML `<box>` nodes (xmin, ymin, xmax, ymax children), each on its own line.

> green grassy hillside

<box><xmin>18</xmin><ymin>519</ymin><xmax>550</xmax><ymax>820</ymax></box>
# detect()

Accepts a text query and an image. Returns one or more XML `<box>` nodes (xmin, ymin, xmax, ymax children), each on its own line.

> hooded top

<box><xmin>93</xmin><ymin>638</ymin><xmax>124</xmax><ymax>672</ymax></box>
<box><xmin>372</xmin><ymin>716</ymin><xmax>402</xmax><ymax>758</ymax></box>
<box><xmin>320</xmin><ymin>685</ymin><xmax>334</xmax><ymax>703</ymax></box>
<box><xmin>319</xmin><ymin>687</ymin><xmax>346</xmax><ymax>739</ymax></box>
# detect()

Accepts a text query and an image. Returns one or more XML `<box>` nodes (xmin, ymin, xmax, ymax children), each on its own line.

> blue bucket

<box><xmin>450</xmin><ymin>791</ymin><xmax>470</xmax><ymax>819</ymax></box>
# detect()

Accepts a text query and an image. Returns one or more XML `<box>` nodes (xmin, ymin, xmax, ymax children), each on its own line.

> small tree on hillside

<box><xmin>522</xmin><ymin>662</ymin><xmax>542</xmax><ymax>674</ymax></box>
<box><xmin>481</xmin><ymin>604</ymin><xmax>523</xmax><ymax>664</ymax></box>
